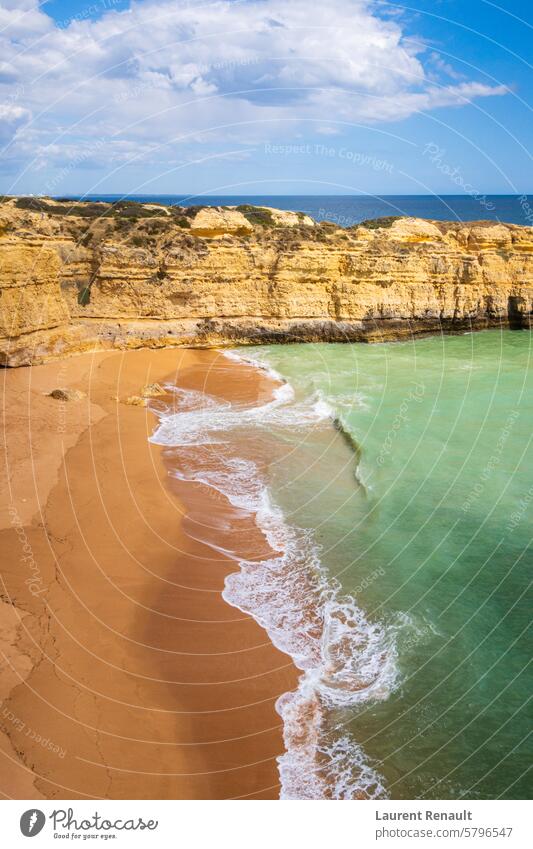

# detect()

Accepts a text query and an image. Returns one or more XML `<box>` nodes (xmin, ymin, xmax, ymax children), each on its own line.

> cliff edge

<box><xmin>1</xmin><ymin>197</ymin><xmax>532</xmax><ymax>366</ymax></box>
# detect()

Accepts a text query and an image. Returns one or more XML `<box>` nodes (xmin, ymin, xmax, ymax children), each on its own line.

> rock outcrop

<box><xmin>189</xmin><ymin>207</ymin><xmax>254</xmax><ymax>237</ymax></box>
<box><xmin>0</xmin><ymin>197</ymin><xmax>532</xmax><ymax>366</ymax></box>
<box><xmin>48</xmin><ymin>388</ymin><xmax>86</xmax><ymax>402</ymax></box>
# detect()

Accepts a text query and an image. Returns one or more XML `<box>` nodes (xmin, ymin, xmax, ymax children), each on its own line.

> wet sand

<box><xmin>0</xmin><ymin>347</ymin><xmax>297</xmax><ymax>799</ymax></box>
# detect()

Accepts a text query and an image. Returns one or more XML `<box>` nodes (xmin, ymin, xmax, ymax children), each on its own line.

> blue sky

<box><xmin>1</xmin><ymin>0</ymin><xmax>530</xmax><ymax>196</ymax></box>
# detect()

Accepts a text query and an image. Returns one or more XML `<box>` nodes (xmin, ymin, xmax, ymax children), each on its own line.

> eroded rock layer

<box><xmin>1</xmin><ymin>197</ymin><xmax>532</xmax><ymax>365</ymax></box>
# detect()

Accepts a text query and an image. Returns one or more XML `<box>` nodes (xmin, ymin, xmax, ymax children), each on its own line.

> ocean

<box><xmin>63</xmin><ymin>194</ymin><xmax>533</xmax><ymax>227</ymax></box>
<box><xmin>105</xmin><ymin>190</ymin><xmax>532</xmax><ymax>797</ymax></box>
<box><xmin>150</xmin><ymin>329</ymin><xmax>532</xmax><ymax>799</ymax></box>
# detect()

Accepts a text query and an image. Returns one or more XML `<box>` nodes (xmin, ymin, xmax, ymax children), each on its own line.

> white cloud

<box><xmin>0</xmin><ymin>103</ymin><xmax>32</xmax><ymax>147</ymax></box>
<box><xmin>0</xmin><ymin>0</ymin><xmax>508</xmax><ymax>183</ymax></box>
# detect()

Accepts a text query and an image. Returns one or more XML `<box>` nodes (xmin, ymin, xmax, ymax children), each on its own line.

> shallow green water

<box><xmin>244</xmin><ymin>330</ymin><xmax>532</xmax><ymax>799</ymax></box>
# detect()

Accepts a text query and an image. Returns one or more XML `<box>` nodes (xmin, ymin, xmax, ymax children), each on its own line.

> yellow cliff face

<box><xmin>0</xmin><ymin>199</ymin><xmax>532</xmax><ymax>365</ymax></box>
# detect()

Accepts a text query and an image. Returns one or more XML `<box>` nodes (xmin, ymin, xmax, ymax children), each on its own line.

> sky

<box><xmin>0</xmin><ymin>0</ymin><xmax>531</xmax><ymax>196</ymax></box>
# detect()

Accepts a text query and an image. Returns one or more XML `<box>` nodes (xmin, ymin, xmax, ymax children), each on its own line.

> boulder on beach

<box><xmin>48</xmin><ymin>388</ymin><xmax>86</xmax><ymax>402</ymax></box>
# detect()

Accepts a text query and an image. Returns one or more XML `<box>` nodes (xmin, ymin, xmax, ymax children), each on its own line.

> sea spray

<box><xmin>149</xmin><ymin>354</ymin><xmax>407</xmax><ymax>799</ymax></box>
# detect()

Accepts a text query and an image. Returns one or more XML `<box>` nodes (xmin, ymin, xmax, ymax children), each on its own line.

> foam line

<box><xmin>149</xmin><ymin>362</ymin><xmax>408</xmax><ymax>798</ymax></box>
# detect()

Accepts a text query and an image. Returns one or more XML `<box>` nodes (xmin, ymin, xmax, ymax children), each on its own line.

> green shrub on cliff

<box><xmin>173</xmin><ymin>215</ymin><xmax>191</xmax><ymax>228</ymax></box>
<box><xmin>236</xmin><ymin>205</ymin><xmax>275</xmax><ymax>227</ymax></box>
<box><xmin>357</xmin><ymin>216</ymin><xmax>402</xmax><ymax>230</ymax></box>
<box><xmin>15</xmin><ymin>197</ymin><xmax>173</xmax><ymax>220</ymax></box>
<box><xmin>77</xmin><ymin>285</ymin><xmax>91</xmax><ymax>306</ymax></box>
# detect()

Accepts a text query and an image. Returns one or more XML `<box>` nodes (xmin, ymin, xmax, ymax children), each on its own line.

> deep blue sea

<box><xmin>62</xmin><ymin>194</ymin><xmax>532</xmax><ymax>226</ymax></box>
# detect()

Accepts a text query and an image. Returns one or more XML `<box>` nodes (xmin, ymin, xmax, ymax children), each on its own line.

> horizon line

<box><xmin>46</xmin><ymin>192</ymin><xmax>532</xmax><ymax>198</ymax></box>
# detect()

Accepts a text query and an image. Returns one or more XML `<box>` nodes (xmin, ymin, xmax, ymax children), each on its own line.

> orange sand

<box><xmin>0</xmin><ymin>347</ymin><xmax>297</xmax><ymax>799</ymax></box>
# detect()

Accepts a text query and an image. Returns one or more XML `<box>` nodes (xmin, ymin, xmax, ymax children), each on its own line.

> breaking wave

<box><xmin>149</xmin><ymin>352</ymin><xmax>410</xmax><ymax>799</ymax></box>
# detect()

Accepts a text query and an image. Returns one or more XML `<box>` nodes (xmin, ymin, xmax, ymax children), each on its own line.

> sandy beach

<box><xmin>0</xmin><ymin>346</ymin><xmax>297</xmax><ymax>800</ymax></box>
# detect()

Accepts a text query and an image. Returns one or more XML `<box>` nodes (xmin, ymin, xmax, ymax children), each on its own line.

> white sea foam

<box><xmin>225</xmin><ymin>509</ymin><xmax>404</xmax><ymax>799</ymax></box>
<box><xmin>334</xmin><ymin>391</ymin><xmax>370</xmax><ymax>411</ymax></box>
<box><xmin>151</xmin><ymin>381</ymin><xmax>332</xmax><ymax>447</ymax></box>
<box><xmin>223</xmin><ymin>347</ymin><xmax>286</xmax><ymax>386</ymax></box>
<box><xmin>150</xmin><ymin>363</ymin><xmax>407</xmax><ymax>799</ymax></box>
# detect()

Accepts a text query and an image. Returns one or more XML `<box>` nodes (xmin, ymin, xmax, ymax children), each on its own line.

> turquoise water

<box><xmin>242</xmin><ymin>330</ymin><xmax>532</xmax><ymax>799</ymax></box>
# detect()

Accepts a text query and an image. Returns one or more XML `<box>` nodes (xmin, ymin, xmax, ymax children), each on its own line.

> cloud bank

<box><xmin>0</xmin><ymin>0</ymin><xmax>507</xmax><ymax>186</ymax></box>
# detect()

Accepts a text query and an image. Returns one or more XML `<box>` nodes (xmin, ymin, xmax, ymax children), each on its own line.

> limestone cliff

<box><xmin>0</xmin><ymin>197</ymin><xmax>532</xmax><ymax>366</ymax></box>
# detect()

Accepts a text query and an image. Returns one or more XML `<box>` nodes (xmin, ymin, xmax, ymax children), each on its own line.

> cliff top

<box><xmin>1</xmin><ymin>197</ymin><xmax>532</xmax><ymax>261</ymax></box>
<box><xmin>0</xmin><ymin>195</ymin><xmax>531</xmax><ymax>367</ymax></box>
<box><xmin>1</xmin><ymin>194</ymin><xmax>530</xmax><ymax>234</ymax></box>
